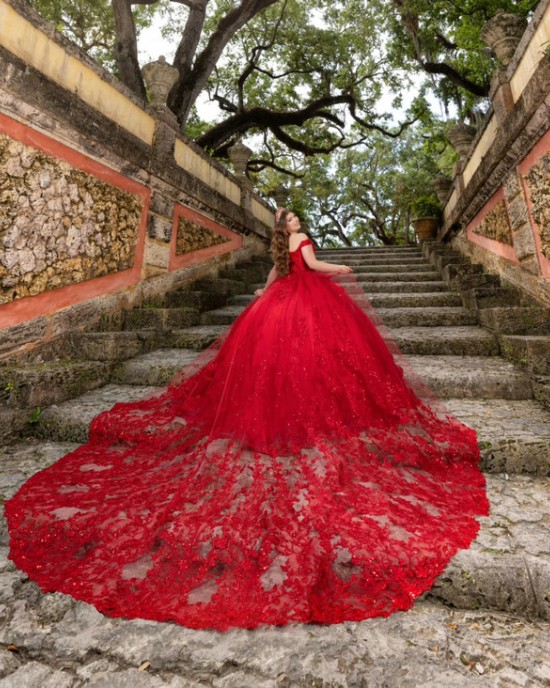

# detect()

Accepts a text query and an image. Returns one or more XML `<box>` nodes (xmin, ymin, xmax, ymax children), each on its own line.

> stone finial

<box><xmin>272</xmin><ymin>185</ymin><xmax>289</xmax><ymax>207</ymax></box>
<box><xmin>480</xmin><ymin>10</ymin><xmax>528</xmax><ymax>67</ymax></box>
<box><xmin>433</xmin><ymin>173</ymin><xmax>452</xmax><ymax>204</ymax></box>
<box><xmin>447</xmin><ymin>123</ymin><xmax>477</xmax><ymax>159</ymax></box>
<box><xmin>141</xmin><ymin>56</ymin><xmax>179</xmax><ymax>107</ymax></box>
<box><xmin>228</xmin><ymin>142</ymin><xmax>253</xmax><ymax>177</ymax></box>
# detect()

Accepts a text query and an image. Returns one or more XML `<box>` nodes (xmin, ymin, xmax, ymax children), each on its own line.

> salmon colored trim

<box><xmin>169</xmin><ymin>204</ymin><xmax>243</xmax><ymax>271</ymax></box>
<box><xmin>518</xmin><ymin>129</ymin><xmax>550</xmax><ymax>279</ymax></box>
<box><xmin>0</xmin><ymin>113</ymin><xmax>150</xmax><ymax>329</ymax></box>
<box><xmin>465</xmin><ymin>187</ymin><xmax>519</xmax><ymax>264</ymax></box>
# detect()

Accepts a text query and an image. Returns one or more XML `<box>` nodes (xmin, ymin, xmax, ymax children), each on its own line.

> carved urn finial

<box><xmin>432</xmin><ymin>173</ymin><xmax>452</xmax><ymax>204</ymax></box>
<box><xmin>447</xmin><ymin>123</ymin><xmax>477</xmax><ymax>159</ymax></box>
<box><xmin>228</xmin><ymin>142</ymin><xmax>253</xmax><ymax>177</ymax></box>
<box><xmin>480</xmin><ymin>11</ymin><xmax>528</xmax><ymax>67</ymax></box>
<box><xmin>141</xmin><ymin>55</ymin><xmax>179</xmax><ymax>107</ymax></box>
<box><xmin>272</xmin><ymin>185</ymin><xmax>289</xmax><ymax>207</ymax></box>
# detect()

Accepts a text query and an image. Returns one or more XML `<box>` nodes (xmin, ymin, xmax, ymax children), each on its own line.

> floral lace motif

<box><xmin>5</xmin><ymin>239</ymin><xmax>489</xmax><ymax>630</ymax></box>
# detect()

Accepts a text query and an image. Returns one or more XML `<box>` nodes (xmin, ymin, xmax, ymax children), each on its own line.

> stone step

<box><xmin>1</xmin><ymin>443</ymin><xmax>548</xmax><ymax>626</ymax></box>
<box><xmin>193</xmin><ymin>277</ymin><xmax>248</xmax><ymax>296</ymax></box>
<box><xmin>387</xmin><ymin>327</ymin><xmax>499</xmax><ymax>356</ymax></box>
<box><xmin>406</xmin><ymin>355</ymin><xmax>533</xmax><ymax>401</ymax></box>
<box><xmin>346</xmin><ymin>281</ymin><xmax>450</xmax><ymax>293</ymax></box>
<box><xmin>445</xmin><ymin>398</ymin><xmax>550</xmax><ymax>476</ymax></box>
<box><xmin>68</xmin><ymin>331</ymin><xmax>158</xmax><ymax>361</ymax></box>
<box><xmin>203</xmin><ymin>304</ymin><xmax>478</xmax><ymax>329</ymax></box>
<box><xmin>500</xmin><ymin>334</ymin><xmax>550</xmax><ymax>375</ymax></box>
<box><xmin>317</xmin><ymin>256</ymin><xmax>430</xmax><ymax>266</ymax></box>
<box><xmin>201</xmin><ymin>305</ymin><xmax>247</xmax><ymax>326</ymax></box>
<box><xmin>111</xmin><ymin>349</ymin><xmax>200</xmax><ymax>386</ymax></box>
<box><xmin>112</xmin><ymin>349</ymin><xmax>531</xmax><ymax>402</ymax></box>
<box><xmin>123</xmin><ymin>307</ymin><xmax>201</xmax><ymax>331</ymax></box>
<box><xmin>30</xmin><ymin>389</ymin><xmax>550</xmax><ymax>477</ymax></box>
<box><xmin>377</xmin><ymin>307</ymin><xmax>477</xmax><ymax>328</ymax></box>
<box><xmin>231</xmin><ymin>292</ymin><xmax>465</xmax><ymax>309</ymax></box>
<box><xmin>364</xmin><ymin>293</ymin><xmax>464</xmax><ymax>308</ymax></box>
<box><xmin>0</xmin><ymin>360</ymin><xmax>113</xmax><ymax>409</ymax></box>
<box><xmin>145</xmin><ymin>289</ymin><xmax>229</xmax><ymax>312</ymax></box>
<box><xmin>317</xmin><ymin>247</ymin><xmax>422</xmax><ymax>256</ymax></box>
<box><xmin>430</xmin><ymin>473</ymin><xmax>550</xmax><ymax>621</ymax></box>
<box><xmin>346</xmin><ymin>271</ymin><xmax>442</xmax><ymax>283</ymax></box>
<box><xmin>168</xmin><ymin>325</ymin><xmax>227</xmax><ymax>351</ymax></box>
<box><xmin>349</xmin><ymin>264</ymin><xmax>438</xmax><ymax>274</ymax></box>
<box><xmin>34</xmin><ymin>384</ymin><xmax>158</xmax><ymax>443</ymax></box>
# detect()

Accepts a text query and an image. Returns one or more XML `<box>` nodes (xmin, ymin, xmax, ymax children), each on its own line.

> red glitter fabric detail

<box><xmin>5</xmin><ymin>238</ymin><xmax>489</xmax><ymax>630</ymax></box>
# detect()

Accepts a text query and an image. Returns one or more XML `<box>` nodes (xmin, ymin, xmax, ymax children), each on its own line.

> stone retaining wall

<box><xmin>440</xmin><ymin>0</ymin><xmax>550</xmax><ymax>308</ymax></box>
<box><xmin>0</xmin><ymin>0</ymin><xmax>273</xmax><ymax>361</ymax></box>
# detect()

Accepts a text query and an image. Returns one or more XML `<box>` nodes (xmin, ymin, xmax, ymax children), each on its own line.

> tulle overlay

<box><xmin>5</xmin><ymin>238</ymin><xmax>489</xmax><ymax>630</ymax></box>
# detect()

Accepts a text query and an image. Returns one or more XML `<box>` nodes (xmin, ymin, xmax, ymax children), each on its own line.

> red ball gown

<box><xmin>5</xmin><ymin>238</ymin><xmax>489</xmax><ymax>630</ymax></box>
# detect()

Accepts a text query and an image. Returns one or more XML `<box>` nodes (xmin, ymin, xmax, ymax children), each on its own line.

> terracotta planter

<box><xmin>412</xmin><ymin>217</ymin><xmax>440</xmax><ymax>241</ymax></box>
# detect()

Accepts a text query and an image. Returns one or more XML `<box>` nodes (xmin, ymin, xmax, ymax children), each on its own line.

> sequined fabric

<box><xmin>5</xmin><ymin>237</ymin><xmax>489</xmax><ymax>630</ymax></box>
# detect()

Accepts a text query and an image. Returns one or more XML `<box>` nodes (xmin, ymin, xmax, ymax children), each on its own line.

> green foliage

<box><xmin>29</xmin><ymin>407</ymin><xmax>42</xmax><ymax>424</ymax></box>
<box><xmin>29</xmin><ymin>0</ymin><xmax>158</xmax><ymax>70</ymax></box>
<box><xmin>410</xmin><ymin>196</ymin><xmax>442</xmax><ymax>218</ymax></box>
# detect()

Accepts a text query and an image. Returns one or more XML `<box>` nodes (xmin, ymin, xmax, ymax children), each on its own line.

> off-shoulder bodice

<box><xmin>289</xmin><ymin>237</ymin><xmax>314</xmax><ymax>274</ymax></box>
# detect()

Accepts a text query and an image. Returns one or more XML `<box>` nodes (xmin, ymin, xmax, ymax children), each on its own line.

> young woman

<box><xmin>5</xmin><ymin>208</ymin><xmax>488</xmax><ymax>631</ymax></box>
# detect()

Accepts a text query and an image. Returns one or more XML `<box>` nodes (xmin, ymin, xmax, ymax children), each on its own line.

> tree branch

<box><xmin>111</xmin><ymin>0</ymin><xmax>147</xmax><ymax>99</ymax></box>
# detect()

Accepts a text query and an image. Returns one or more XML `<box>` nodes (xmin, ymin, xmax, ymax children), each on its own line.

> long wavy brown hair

<box><xmin>270</xmin><ymin>207</ymin><xmax>291</xmax><ymax>277</ymax></box>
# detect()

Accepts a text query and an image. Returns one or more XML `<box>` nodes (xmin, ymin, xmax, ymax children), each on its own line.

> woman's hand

<box><xmin>331</xmin><ymin>264</ymin><xmax>353</xmax><ymax>274</ymax></box>
<box><xmin>254</xmin><ymin>288</ymin><xmax>265</xmax><ymax>297</ymax></box>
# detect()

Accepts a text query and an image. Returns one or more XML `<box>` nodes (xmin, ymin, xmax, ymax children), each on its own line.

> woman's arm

<box><xmin>301</xmin><ymin>245</ymin><xmax>353</xmax><ymax>274</ymax></box>
<box><xmin>255</xmin><ymin>265</ymin><xmax>278</xmax><ymax>296</ymax></box>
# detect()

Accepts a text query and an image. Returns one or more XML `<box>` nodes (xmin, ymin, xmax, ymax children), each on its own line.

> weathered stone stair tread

<box><xmin>387</xmin><ymin>326</ymin><xmax>499</xmax><ymax>355</ymax></box>
<box><xmin>431</xmin><ymin>474</ymin><xmax>550</xmax><ymax>620</ymax></box>
<box><xmin>201</xmin><ymin>304</ymin><xmax>247</xmax><ymax>325</ymax></box>
<box><xmin>350</xmin><ymin>271</ymin><xmax>441</xmax><ymax>282</ymax></box>
<box><xmin>406</xmin><ymin>355</ymin><xmax>532</xmax><ymax>400</ymax></box>
<box><xmin>365</xmin><ymin>292</ymin><xmax>463</xmax><ymax>308</ymax></box>
<box><xmin>0</xmin><ymin>587</ymin><xmax>546</xmax><ymax>688</ymax></box>
<box><xmin>112</xmin><ymin>349</ymin><xmax>201</xmax><ymax>385</ymax></box>
<box><xmin>0</xmin><ymin>360</ymin><xmax>112</xmax><ymax>408</ymax></box>
<box><xmin>445</xmin><ymin>398</ymin><xmax>550</xmax><ymax>475</ymax></box>
<box><xmin>376</xmin><ymin>307</ymin><xmax>477</xmax><ymax>327</ymax></box>
<box><xmin>341</xmin><ymin>263</ymin><xmax>438</xmax><ymax>273</ymax></box>
<box><xmin>168</xmin><ymin>325</ymin><xmax>228</xmax><ymax>350</ymax></box>
<box><xmin>322</xmin><ymin>253</ymin><xmax>435</xmax><ymax>270</ymax></box>
<box><xmin>350</xmin><ymin>280</ymin><xmax>450</xmax><ymax>293</ymax></box>
<box><xmin>36</xmin><ymin>384</ymin><xmax>157</xmax><ymax>442</ymax></box>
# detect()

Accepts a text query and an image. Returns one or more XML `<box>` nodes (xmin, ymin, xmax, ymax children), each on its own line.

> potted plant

<box><xmin>410</xmin><ymin>197</ymin><xmax>442</xmax><ymax>241</ymax></box>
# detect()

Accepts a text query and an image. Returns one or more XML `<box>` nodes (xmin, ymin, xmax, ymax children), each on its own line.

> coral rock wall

<box><xmin>176</xmin><ymin>216</ymin><xmax>231</xmax><ymax>256</ymax></box>
<box><xmin>0</xmin><ymin>134</ymin><xmax>143</xmax><ymax>305</ymax></box>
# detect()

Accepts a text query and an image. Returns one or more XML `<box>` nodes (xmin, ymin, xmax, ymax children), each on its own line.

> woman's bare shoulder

<box><xmin>288</xmin><ymin>233</ymin><xmax>310</xmax><ymax>249</ymax></box>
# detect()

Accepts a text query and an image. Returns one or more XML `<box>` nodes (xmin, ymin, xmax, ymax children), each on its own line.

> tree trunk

<box><xmin>111</xmin><ymin>0</ymin><xmax>147</xmax><ymax>100</ymax></box>
<box><xmin>169</xmin><ymin>0</ymin><xmax>280</xmax><ymax>127</ymax></box>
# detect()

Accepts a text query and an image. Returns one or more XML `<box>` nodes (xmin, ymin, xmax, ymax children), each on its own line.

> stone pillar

<box><xmin>140</xmin><ymin>57</ymin><xmax>180</xmax><ymax>278</ymax></box>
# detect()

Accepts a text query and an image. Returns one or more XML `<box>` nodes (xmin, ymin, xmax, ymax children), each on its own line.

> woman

<box><xmin>5</xmin><ymin>208</ymin><xmax>488</xmax><ymax>631</ymax></box>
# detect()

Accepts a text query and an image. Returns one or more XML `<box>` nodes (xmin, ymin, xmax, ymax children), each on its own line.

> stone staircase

<box><xmin>0</xmin><ymin>245</ymin><xmax>549</xmax><ymax>687</ymax></box>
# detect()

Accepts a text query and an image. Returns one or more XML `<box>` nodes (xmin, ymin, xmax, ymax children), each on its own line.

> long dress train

<box><xmin>4</xmin><ymin>238</ymin><xmax>489</xmax><ymax>630</ymax></box>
